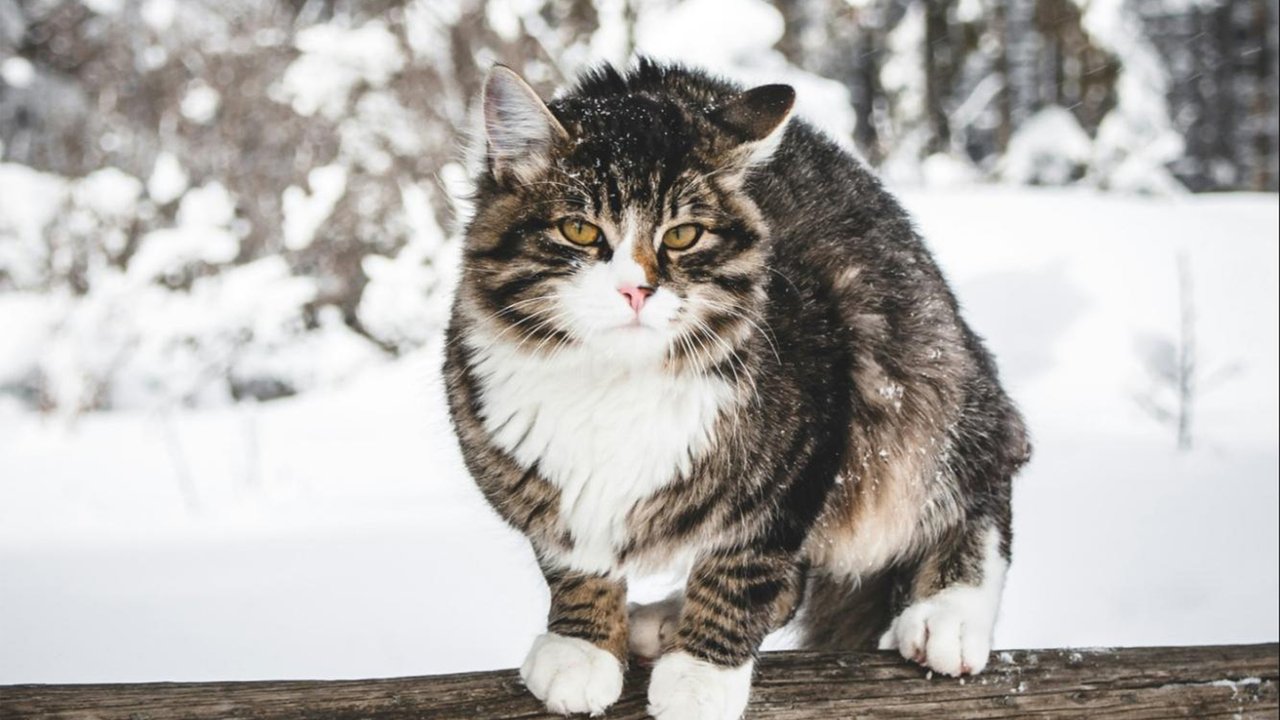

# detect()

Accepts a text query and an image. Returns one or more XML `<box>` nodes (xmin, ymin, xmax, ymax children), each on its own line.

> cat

<box><xmin>443</xmin><ymin>59</ymin><xmax>1030</xmax><ymax>720</ymax></box>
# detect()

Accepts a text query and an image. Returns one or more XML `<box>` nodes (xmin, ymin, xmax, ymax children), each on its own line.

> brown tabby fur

<box><xmin>443</xmin><ymin>60</ymin><xmax>1030</xmax><ymax>687</ymax></box>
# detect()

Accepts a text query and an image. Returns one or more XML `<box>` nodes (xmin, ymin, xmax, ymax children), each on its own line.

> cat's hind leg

<box><xmin>800</xmin><ymin>564</ymin><xmax>910</xmax><ymax>651</ymax></box>
<box><xmin>878</xmin><ymin>521</ymin><xmax>1009</xmax><ymax>676</ymax></box>
<box><xmin>628</xmin><ymin>592</ymin><xmax>682</xmax><ymax>661</ymax></box>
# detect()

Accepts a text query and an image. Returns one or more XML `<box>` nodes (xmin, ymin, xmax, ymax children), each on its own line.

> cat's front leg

<box><xmin>878</xmin><ymin>522</ymin><xmax>1009</xmax><ymax>676</ymax></box>
<box><xmin>520</xmin><ymin>567</ymin><xmax>628</xmax><ymax>716</ymax></box>
<box><xmin>648</xmin><ymin>550</ymin><xmax>804</xmax><ymax>720</ymax></box>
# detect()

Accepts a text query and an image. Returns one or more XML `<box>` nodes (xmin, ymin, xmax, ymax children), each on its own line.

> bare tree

<box><xmin>1134</xmin><ymin>252</ymin><xmax>1241</xmax><ymax>450</ymax></box>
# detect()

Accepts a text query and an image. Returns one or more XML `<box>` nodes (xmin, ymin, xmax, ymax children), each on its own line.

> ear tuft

<box><xmin>712</xmin><ymin>84</ymin><xmax>795</xmax><ymax>143</ymax></box>
<box><xmin>482</xmin><ymin>66</ymin><xmax>568</xmax><ymax>181</ymax></box>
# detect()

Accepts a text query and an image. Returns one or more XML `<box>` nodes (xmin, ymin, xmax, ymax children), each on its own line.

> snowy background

<box><xmin>0</xmin><ymin>0</ymin><xmax>1277</xmax><ymax>685</ymax></box>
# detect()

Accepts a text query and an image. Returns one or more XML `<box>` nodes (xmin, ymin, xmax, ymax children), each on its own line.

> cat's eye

<box><xmin>662</xmin><ymin>223</ymin><xmax>704</xmax><ymax>250</ymax></box>
<box><xmin>558</xmin><ymin>218</ymin><xmax>601</xmax><ymax>246</ymax></box>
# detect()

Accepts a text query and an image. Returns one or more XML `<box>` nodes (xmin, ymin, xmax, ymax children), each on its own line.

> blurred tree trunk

<box><xmin>922</xmin><ymin>0</ymin><xmax>953</xmax><ymax>154</ymax></box>
<box><xmin>991</xmin><ymin>0</ymin><xmax>1013</xmax><ymax>153</ymax></box>
<box><xmin>853</xmin><ymin>17</ymin><xmax>886</xmax><ymax>165</ymax></box>
<box><xmin>1243</xmin><ymin>0</ymin><xmax>1277</xmax><ymax>190</ymax></box>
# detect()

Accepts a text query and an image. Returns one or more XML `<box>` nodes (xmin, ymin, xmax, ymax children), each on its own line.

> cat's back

<box><xmin>751</xmin><ymin>120</ymin><xmax>938</xmax><ymax>284</ymax></box>
<box><xmin>739</xmin><ymin>113</ymin><xmax>969</xmax><ymax>385</ymax></box>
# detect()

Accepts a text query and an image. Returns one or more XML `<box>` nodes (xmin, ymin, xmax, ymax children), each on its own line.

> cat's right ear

<box><xmin>482</xmin><ymin>66</ymin><xmax>569</xmax><ymax>185</ymax></box>
<box><xmin>710</xmin><ymin>84</ymin><xmax>795</xmax><ymax>172</ymax></box>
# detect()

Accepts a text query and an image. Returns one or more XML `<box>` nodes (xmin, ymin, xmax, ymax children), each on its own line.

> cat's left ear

<box><xmin>482</xmin><ymin>65</ymin><xmax>570</xmax><ymax>185</ymax></box>
<box><xmin>710</xmin><ymin>84</ymin><xmax>795</xmax><ymax>171</ymax></box>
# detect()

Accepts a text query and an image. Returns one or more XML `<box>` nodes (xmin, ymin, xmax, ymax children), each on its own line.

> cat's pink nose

<box><xmin>618</xmin><ymin>284</ymin><xmax>654</xmax><ymax>313</ymax></box>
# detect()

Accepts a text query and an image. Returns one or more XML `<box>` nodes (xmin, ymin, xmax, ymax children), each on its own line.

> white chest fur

<box><xmin>469</xmin><ymin>338</ymin><xmax>732</xmax><ymax>574</ymax></box>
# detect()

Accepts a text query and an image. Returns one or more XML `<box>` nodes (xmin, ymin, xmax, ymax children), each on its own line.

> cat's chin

<box><xmin>583</xmin><ymin>324</ymin><xmax>672</xmax><ymax>364</ymax></box>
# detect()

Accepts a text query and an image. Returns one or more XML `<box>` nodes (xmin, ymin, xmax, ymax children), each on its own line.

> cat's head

<box><xmin>458</xmin><ymin>63</ymin><xmax>793</xmax><ymax>371</ymax></box>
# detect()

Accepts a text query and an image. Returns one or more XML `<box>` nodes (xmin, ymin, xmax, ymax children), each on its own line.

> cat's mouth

<box><xmin>610</xmin><ymin>319</ymin><xmax>658</xmax><ymax>333</ymax></box>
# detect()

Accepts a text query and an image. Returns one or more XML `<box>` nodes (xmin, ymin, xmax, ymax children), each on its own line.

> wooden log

<box><xmin>1</xmin><ymin>644</ymin><xmax>1276</xmax><ymax>720</ymax></box>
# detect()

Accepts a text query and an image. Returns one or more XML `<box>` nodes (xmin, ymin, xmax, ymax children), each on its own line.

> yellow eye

<box><xmin>662</xmin><ymin>223</ymin><xmax>704</xmax><ymax>250</ymax></box>
<box><xmin>558</xmin><ymin>218</ymin><xmax>601</xmax><ymax>246</ymax></box>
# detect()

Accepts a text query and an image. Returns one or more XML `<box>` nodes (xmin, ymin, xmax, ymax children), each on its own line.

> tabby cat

<box><xmin>443</xmin><ymin>60</ymin><xmax>1030</xmax><ymax>720</ymax></box>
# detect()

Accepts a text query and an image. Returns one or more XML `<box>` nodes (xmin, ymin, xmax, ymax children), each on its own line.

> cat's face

<box><xmin>460</xmin><ymin>66</ymin><xmax>794</xmax><ymax>370</ymax></box>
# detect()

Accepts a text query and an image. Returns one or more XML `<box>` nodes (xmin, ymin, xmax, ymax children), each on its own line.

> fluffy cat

<box><xmin>444</xmin><ymin>60</ymin><xmax>1030</xmax><ymax>720</ymax></box>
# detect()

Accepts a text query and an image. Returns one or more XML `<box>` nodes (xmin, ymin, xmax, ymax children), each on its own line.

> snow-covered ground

<box><xmin>1</xmin><ymin>187</ymin><xmax>1276</xmax><ymax>684</ymax></box>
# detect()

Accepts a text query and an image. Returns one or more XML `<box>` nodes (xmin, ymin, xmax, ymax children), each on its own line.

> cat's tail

<box><xmin>796</xmin><ymin>566</ymin><xmax>908</xmax><ymax>651</ymax></box>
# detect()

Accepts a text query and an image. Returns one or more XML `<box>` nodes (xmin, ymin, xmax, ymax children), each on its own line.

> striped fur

<box><xmin>443</xmin><ymin>60</ymin><xmax>1030</xmax><ymax>719</ymax></box>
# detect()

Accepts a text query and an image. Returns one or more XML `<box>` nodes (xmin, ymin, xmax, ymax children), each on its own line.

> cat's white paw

<box><xmin>878</xmin><ymin>585</ymin><xmax>998</xmax><ymax>676</ymax></box>
<box><xmin>628</xmin><ymin>595</ymin><xmax>682</xmax><ymax>660</ymax></box>
<box><xmin>647</xmin><ymin>651</ymin><xmax>753</xmax><ymax>720</ymax></box>
<box><xmin>519</xmin><ymin>633</ymin><xmax>623</xmax><ymax>716</ymax></box>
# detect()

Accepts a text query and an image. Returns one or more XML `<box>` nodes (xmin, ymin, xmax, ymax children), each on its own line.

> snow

<box><xmin>485</xmin><ymin>0</ymin><xmax>526</xmax><ymax>42</ymax></box>
<box><xmin>128</xmin><ymin>227</ymin><xmax>239</xmax><ymax>281</ymax></box>
<box><xmin>631</xmin><ymin>0</ymin><xmax>856</xmax><ymax>146</ymax></box>
<box><xmin>277</xmin><ymin>21</ymin><xmax>406</xmax><ymax>120</ymax></box>
<box><xmin>357</xmin><ymin>182</ymin><xmax>457</xmax><ymax>350</ymax></box>
<box><xmin>1209</xmin><ymin>677</ymin><xmax>1262</xmax><ymax>690</ymax></box>
<box><xmin>1001</xmin><ymin>107</ymin><xmax>1093</xmax><ymax>185</ymax></box>
<box><xmin>0</xmin><ymin>293</ymin><xmax>63</xmax><ymax>386</ymax></box>
<box><xmin>282</xmin><ymin>165</ymin><xmax>348</xmax><ymax>251</ymax></box>
<box><xmin>877</xmin><ymin>3</ymin><xmax>930</xmax><ymax>183</ymax></box>
<box><xmin>1082</xmin><ymin>0</ymin><xmax>1186</xmax><ymax>194</ymax></box>
<box><xmin>22</xmin><ymin>253</ymin><xmax>381</xmax><ymax>413</ymax></box>
<box><xmin>880</xmin><ymin>2</ymin><xmax>926</xmax><ymax>124</ymax></box>
<box><xmin>0</xmin><ymin>188</ymin><xmax>1276</xmax><ymax>683</ymax></box>
<box><xmin>180</xmin><ymin>82</ymin><xmax>221</xmax><ymax>125</ymax></box>
<box><xmin>140</xmin><ymin>0</ymin><xmax>176</xmax><ymax>32</ymax></box>
<box><xmin>636</xmin><ymin>0</ymin><xmax>783</xmax><ymax>67</ymax></box>
<box><xmin>0</xmin><ymin>164</ymin><xmax>68</xmax><ymax>248</ymax></box>
<box><xmin>73</xmin><ymin>167</ymin><xmax>143</xmax><ymax>220</ymax></box>
<box><xmin>955</xmin><ymin>0</ymin><xmax>984</xmax><ymax>23</ymax></box>
<box><xmin>587</xmin><ymin>0</ymin><xmax>632</xmax><ymax>66</ymax></box>
<box><xmin>128</xmin><ymin>181</ymin><xmax>240</xmax><ymax>281</ymax></box>
<box><xmin>342</xmin><ymin>93</ymin><xmax>426</xmax><ymax>175</ymax></box>
<box><xmin>176</xmin><ymin>181</ymin><xmax>236</xmax><ymax>229</ymax></box>
<box><xmin>147</xmin><ymin>151</ymin><xmax>189</xmax><ymax>205</ymax></box>
<box><xmin>230</xmin><ymin>304</ymin><xmax>384</xmax><ymax>399</ymax></box>
<box><xmin>403</xmin><ymin>0</ymin><xmax>464</xmax><ymax>79</ymax></box>
<box><xmin>921</xmin><ymin>153</ymin><xmax>982</xmax><ymax>188</ymax></box>
<box><xmin>79</xmin><ymin>0</ymin><xmax>123</xmax><ymax>16</ymax></box>
<box><xmin>0</xmin><ymin>164</ymin><xmax>68</xmax><ymax>288</ymax></box>
<box><xmin>1</xmin><ymin>56</ymin><xmax>34</xmax><ymax>88</ymax></box>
